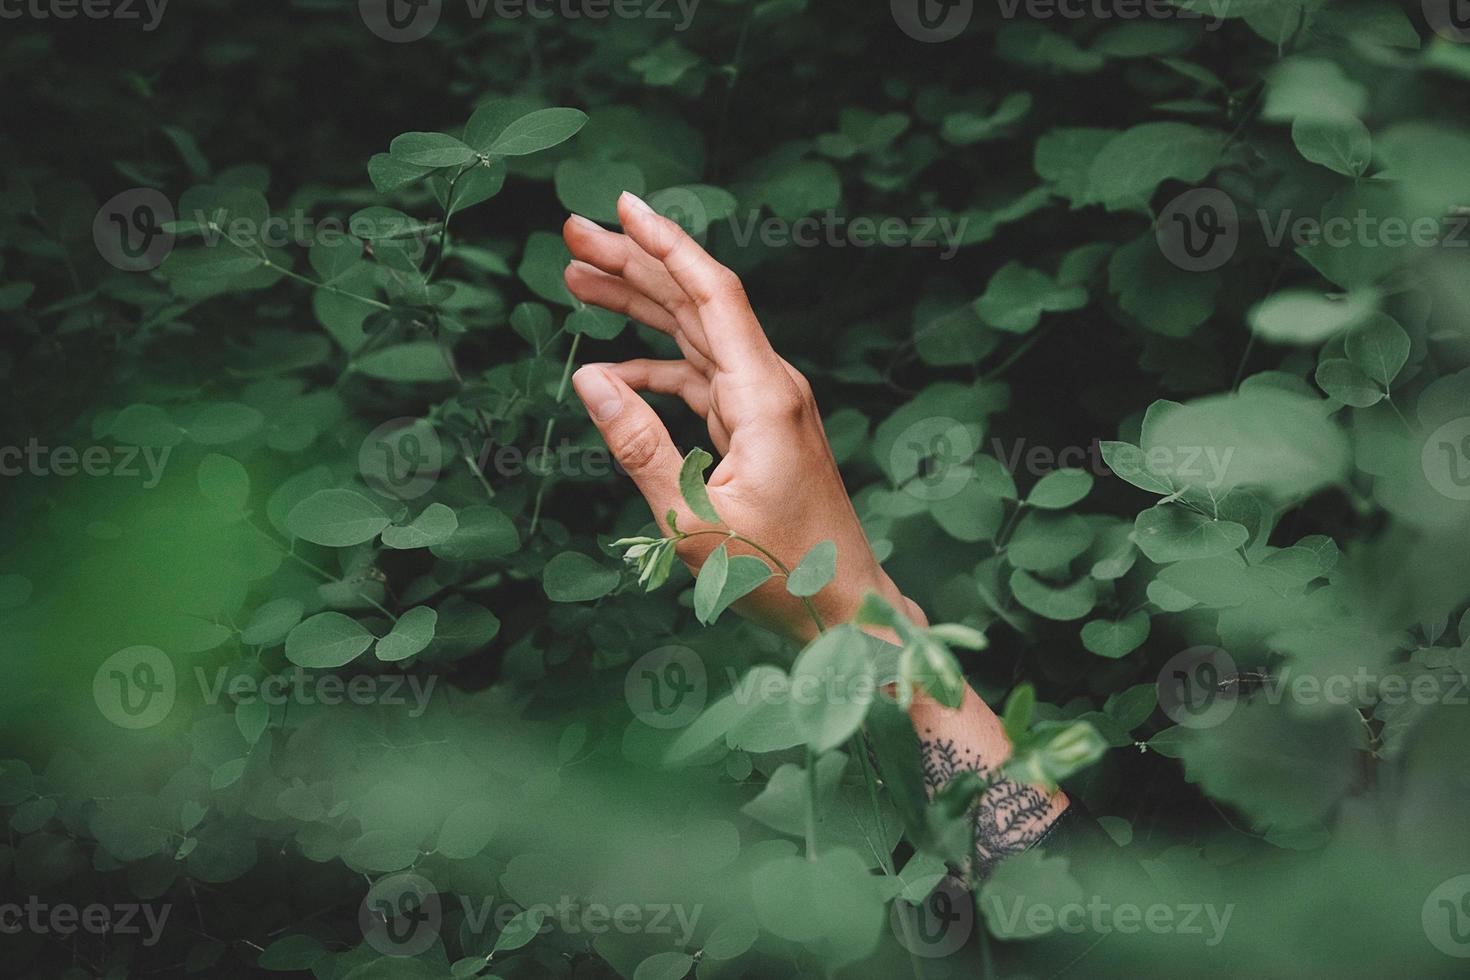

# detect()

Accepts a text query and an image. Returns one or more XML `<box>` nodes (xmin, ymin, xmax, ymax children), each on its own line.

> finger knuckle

<box><xmin>710</xmin><ymin>267</ymin><xmax>745</xmax><ymax>301</ymax></box>
<box><xmin>615</xmin><ymin>420</ymin><xmax>663</xmax><ymax>473</ymax></box>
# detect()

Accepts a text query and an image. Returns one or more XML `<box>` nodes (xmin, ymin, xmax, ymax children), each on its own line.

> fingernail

<box><xmin>620</xmin><ymin>191</ymin><xmax>654</xmax><ymax>216</ymax></box>
<box><xmin>573</xmin><ymin>366</ymin><xmax>622</xmax><ymax>422</ymax></box>
<box><xmin>568</xmin><ymin>213</ymin><xmax>599</xmax><ymax>231</ymax></box>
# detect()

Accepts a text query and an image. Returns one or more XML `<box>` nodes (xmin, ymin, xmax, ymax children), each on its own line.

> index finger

<box><xmin>617</xmin><ymin>192</ymin><xmax>777</xmax><ymax>373</ymax></box>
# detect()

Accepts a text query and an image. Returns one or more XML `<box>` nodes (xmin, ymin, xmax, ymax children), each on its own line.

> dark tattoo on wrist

<box><xmin>918</xmin><ymin>730</ymin><xmax>1055</xmax><ymax>881</ymax></box>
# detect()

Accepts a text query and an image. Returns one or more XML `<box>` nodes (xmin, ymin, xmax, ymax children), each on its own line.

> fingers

<box><xmin>616</xmin><ymin>192</ymin><xmax>776</xmax><ymax>372</ymax></box>
<box><xmin>605</xmin><ymin>359</ymin><xmax>711</xmax><ymax>418</ymax></box>
<box><xmin>570</xmin><ymin>365</ymin><xmax>683</xmax><ymax>525</ymax></box>
<box><xmin>564</xmin><ymin>260</ymin><xmax>680</xmax><ymax>336</ymax></box>
<box><xmin>562</xmin><ymin>214</ymin><xmax>711</xmax><ymax>351</ymax></box>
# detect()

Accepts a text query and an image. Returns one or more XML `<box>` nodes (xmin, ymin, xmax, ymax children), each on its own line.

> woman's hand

<box><xmin>563</xmin><ymin>192</ymin><xmax>1069</xmax><ymax>872</ymax></box>
<box><xmin>562</xmin><ymin>192</ymin><xmax>921</xmax><ymax>643</ymax></box>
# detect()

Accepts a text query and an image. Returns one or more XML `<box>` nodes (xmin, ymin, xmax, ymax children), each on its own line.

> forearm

<box><xmin>909</xmin><ymin>685</ymin><xmax>1070</xmax><ymax>880</ymax></box>
<box><xmin>855</xmin><ymin>603</ymin><xmax>1069</xmax><ymax>881</ymax></box>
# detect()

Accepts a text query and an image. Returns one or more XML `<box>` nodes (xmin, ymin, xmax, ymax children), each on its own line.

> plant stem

<box><xmin>804</xmin><ymin>745</ymin><xmax>819</xmax><ymax>862</ymax></box>
<box><xmin>426</xmin><ymin>162</ymin><xmax>476</xmax><ymax>283</ymax></box>
<box><xmin>528</xmin><ymin>333</ymin><xmax>583</xmax><ymax>535</ymax></box>
<box><xmin>675</xmin><ymin>529</ymin><xmax>828</xmax><ymax>633</ymax></box>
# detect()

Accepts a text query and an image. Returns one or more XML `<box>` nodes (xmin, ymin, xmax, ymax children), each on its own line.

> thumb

<box><xmin>572</xmin><ymin>364</ymin><xmax>682</xmax><ymax>525</ymax></box>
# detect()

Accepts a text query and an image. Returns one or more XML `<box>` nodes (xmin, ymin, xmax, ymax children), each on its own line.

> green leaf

<box><xmin>1248</xmin><ymin>289</ymin><xmax>1378</xmax><ymax>345</ymax></box>
<box><xmin>678</xmin><ymin>447</ymin><xmax>721</xmax><ymax>523</ymax></box>
<box><xmin>1001</xmin><ymin>683</ymin><xmax>1035</xmax><ymax>743</ymax></box>
<box><xmin>741</xmin><ymin>753</ymin><xmax>847</xmax><ymax>836</ymax></box>
<box><xmin>375</xmin><ymin>606</ymin><xmax>437</xmax><ymax>662</ymax></box>
<box><xmin>1006</xmin><ymin>720</ymin><xmax>1109</xmax><ymax>788</ymax></box>
<box><xmin>197</xmin><ymin>453</ymin><xmax>249</xmax><ymax>512</ymax></box>
<box><xmin>368</xmin><ymin>152</ymin><xmax>431</xmax><ymax>193</ymax></box>
<box><xmin>1006</xmin><ymin>511</ymin><xmax>1094</xmax><ymax>571</ymax></box>
<box><xmin>1099</xmin><ymin>441</ymin><xmax>1173</xmax><ymax>495</ymax></box>
<box><xmin>692</xmin><ymin>543</ymin><xmax>729</xmax><ymax>622</ymax></box>
<box><xmin>1133</xmin><ymin>506</ymin><xmax>1249</xmax><ymax>563</ymax></box>
<box><xmin>257</xmin><ymin>935</ymin><xmax>328</xmax><ymax>972</ymax></box>
<box><xmin>634</xmin><ymin>952</ymin><xmax>696</xmax><ymax>980</ymax></box>
<box><xmin>285</xmin><ymin>612</ymin><xmax>374</xmax><ymax>669</ymax></box>
<box><xmin>430</xmin><ymin>505</ymin><xmax>518</xmax><ymax>561</ymax></box>
<box><xmin>1009</xmin><ymin>570</ymin><xmax>1097</xmax><ymax>621</ymax></box>
<box><xmin>348</xmin><ymin>206</ymin><xmax>433</xmax><ymax>240</ymax></box>
<box><xmin>630</xmin><ymin>39</ymin><xmax>702</xmax><ymax>87</ymax></box>
<box><xmin>240</xmin><ymin>598</ymin><xmax>304</xmax><ymax>647</ymax></box>
<box><xmin>354</xmin><ymin>342</ymin><xmax>455</xmax><ymax>383</ymax></box>
<box><xmin>1026</xmin><ymin>467</ymin><xmax>1093</xmax><ymax>509</ymax></box>
<box><xmin>1291</xmin><ymin>116</ymin><xmax>1372</xmax><ymax>177</ymax></box>
<box><xmin>285</xmin><ymin>489</ymin><xmax>390</xmax><ymax>547</ymax></box>
<box><xmin>702</xmin><ymin>914</ymin><xmax>759</xmax><ymax>960</ymax></box>
<box><xmin>543</xmin><ymin>551</ymin><xmax>620</xmax><ymax>602</ymax></box>
<box><xmin>973</xmin><ymin>262</ymin><xmax>1087</xmax><ymax>333</ymax></box>
<box><xmin>381</xmin><ymin>503</ymin><xmax>459</xmax><ymax>550</ymax></box>
<box><xmin>389</xmin><ymin>132</ymin><xmax>477</xmax><ymax>168</ymax></box>
<box><xmin>1141</xmin><ymin>388</ymin><xmax>1350</xmax><ymax>499</ymax></box>
<box><xmin>693</xmin><ymin>545</ymin><xmax>772</xmax><ymax>624</ymax></box>
<box><xmin>464</xmin><ymin>98</ymin><xmax>540</xmax><ymax>152</ymax></box>
<box><xmin>435</xmin><ymin>801</ymin><xmax>497</xmax><ymax>860</ymax></box>
<box><xmin>486</xmin><ymin>108</ymin><xmax>588</xmax><ymax>156</ymax></box>
<box><xmin>787</xmin><ymin>540</ymin><xmax>837</xmax><ymax>597</ymax></box>
<box><xmin>788</xmin><ymin>624</ymin><xmax>876</xmax><ymax>753</ymax></box>
<box><xmin>493</xmin><ymin>908</ymin><xmax>547</xmax><ymax>953</ymax></box>
<box><xmin>1081</xmin><ymin>611</ymin><xmax>1152</xmax><ymax>659</ymax></box>
<box><xmin>1314</xmin><ymin>359</ymin><xmax>1384</xmax><ymax>408</ymax></box>
<box><xmin>927</xmin><ymin>623</ymin><xmax>988</xmax><ymax>650</ymax></box>
<box><xmin>1087</xmin><ymin>123</ymin><xmax>1226</xmax><ymax>210</ymax></box>
<box><xmin>555</xmin><ymin>159</ymin><xmax>645</xmax><ymax>224</ymax></box>
<box><xmin>1105</xmin><ymin>683</ymin><xmax>1158</xmax><ymax>730</ymax></box>
<box><xmin>1344</xmin><ymin>313</ymin><xmax>1409</xmax><ymax>388</ymax></box>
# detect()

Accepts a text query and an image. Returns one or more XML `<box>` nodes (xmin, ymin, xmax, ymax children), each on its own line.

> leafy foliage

<box><xmin>2</xmin><ymin>2</ymin><xmax>1469</xmax><ymax>978</ymax></box>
